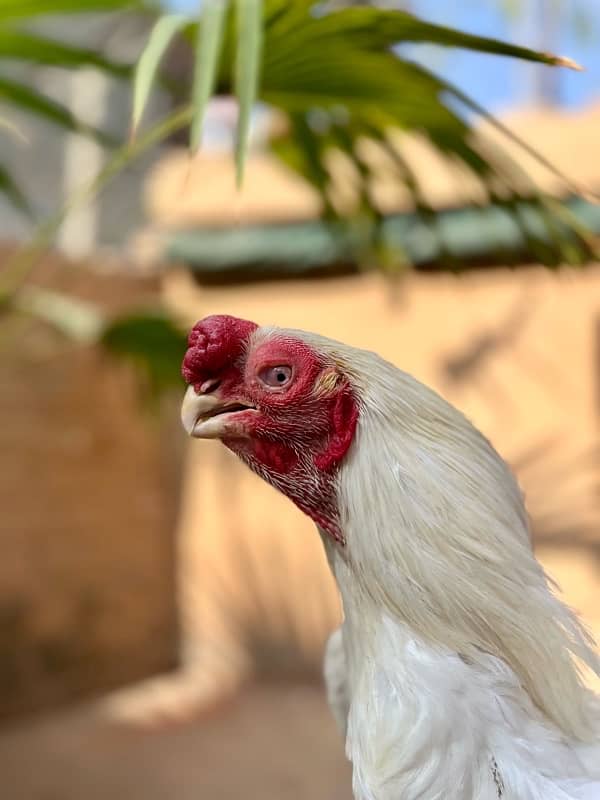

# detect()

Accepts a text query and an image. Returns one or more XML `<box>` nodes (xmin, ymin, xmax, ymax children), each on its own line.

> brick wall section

<box><xmin>0</xmin><ymin>260</ymin><xmax>182</xmax><ymax>718</ymax></box>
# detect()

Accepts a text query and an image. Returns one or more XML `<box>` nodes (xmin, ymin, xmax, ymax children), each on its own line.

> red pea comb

<box><xmin>181</xmin><ymin>314</ymin><xmax>258</xmax><ymax>385</ymax></box>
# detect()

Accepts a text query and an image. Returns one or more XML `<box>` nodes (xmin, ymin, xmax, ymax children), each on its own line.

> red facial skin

<box><xmin>182</xmin><ymin>315</ymin><xmax>359</xmax><ymax>544</ymax></box>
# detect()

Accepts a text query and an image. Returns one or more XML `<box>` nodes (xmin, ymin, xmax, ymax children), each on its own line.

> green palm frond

<box><xmin>190</xmin><ymin>0</ymin><xmax>228</xmax><ymax>153</ymax></box>
<box><xmin>0</xmin><ymin>77</ymin><xmax>117</xmax><ymax>145</ymax></box>
<box><xmin>0</xmin><ymin>0</ymin><xmax>141</xmax><ymax>21</ymax></box>
<box><xmin>131</xmin><ymin>12</ymin><xmax>188</xmax><ymax>136</ymax></box>
<box><xmin>132</xmin><ymin>0</ymin><xmax>594</xmax><ymax>269</ymax></box>
<box><xmin>0</xmin><ymin>29</ymin><xmax>131</xmax><ymax>75</ymax></box>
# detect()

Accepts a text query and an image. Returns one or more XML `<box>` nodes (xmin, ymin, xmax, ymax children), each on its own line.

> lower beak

<box><xmin>181</xmin><ymin>385</ymin><xmax>254</xmax><ymax>439</ymax></box>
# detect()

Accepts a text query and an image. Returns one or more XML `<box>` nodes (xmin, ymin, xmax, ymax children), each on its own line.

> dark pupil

<box><xmin>276</xmin><ymin>371</ymin><xmax>286</xmax><ymax>382</ymax></box>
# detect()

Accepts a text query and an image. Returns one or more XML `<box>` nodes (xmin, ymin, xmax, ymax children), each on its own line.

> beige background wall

<box><xmin>3</xmin><ymin>261</ymin><xmax>597</xmax><ymax>719</ymax></box>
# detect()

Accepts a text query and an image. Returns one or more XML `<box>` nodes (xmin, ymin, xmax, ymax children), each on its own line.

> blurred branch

<box><xmin>0</xmin><ymin>105</ymin><xmax>193</xmax><ymax>401</ymax></box>
<box><xmin>0</xmin><ymin>104</ymin><xmax>192</xmax><ymax>302</ymax></box>
<box><xmin>3</xmin><ymin>287</ymin><xmax>187</xmax><ymax>401</ymax></box>
<box><xmin>13</xmin><ymin>286</ymin><xmax>105</xmax><ymax>343</ymax></box>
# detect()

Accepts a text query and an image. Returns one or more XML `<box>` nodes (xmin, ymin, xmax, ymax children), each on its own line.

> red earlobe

<box><xmin>314</xmin><ymin>386</ymin><xmax>359</xmax><ymax>472</ymax></box>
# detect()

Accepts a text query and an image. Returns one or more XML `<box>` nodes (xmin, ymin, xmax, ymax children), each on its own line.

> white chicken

<box><xmin>181</xmin><ymin>314</ymin><xmax>600</xmax><ymax>800</ymax></box>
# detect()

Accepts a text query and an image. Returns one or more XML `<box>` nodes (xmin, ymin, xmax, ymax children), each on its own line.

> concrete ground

<box><xmin>0</xmin><ymin>683</ymin><xmax>352</xmax><ymax>800</ymax></box>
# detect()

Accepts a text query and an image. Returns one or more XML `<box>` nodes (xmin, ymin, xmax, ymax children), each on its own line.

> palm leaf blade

<box><xmin>0</xmin><ymin>30</ymin><xmax>130</xmax><ymax>76</ymax></box>
<box><xmin>279</xmin><ymin>6</ymin><xmax>581</xmax><ymax>69</ymax></box>
<box><xmin>234</xmin><ymin>0</ymin><xmax>263</xmax><ymax>185</ymax></box>
<box><xmin>0</xmin><ymin>0</ymin><xmax>140</xmax><ymax>20</ymax></box>
<box><xmin>0</xmin><ymin>77</ymin><xmax>114</xmax><ymax>144</ymax></box>
<box><xmin>190</xmin><ymin>0</ymin><xmax>228</xmax><ymax>152</ymax></box>
<box><xmin>131</xmin><ymin>13</ymin><xmax>188</xmax><ymax>136</ymax></box>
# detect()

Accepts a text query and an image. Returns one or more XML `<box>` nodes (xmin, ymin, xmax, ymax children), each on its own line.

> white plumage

<box><xmin>297</xmin><ymin>330</ymin><xmax>600</xmax><ymax>800</ymax></box>
<box><xmin>182</xmin><ymin>318</ymin><xmax>600</xmax><ymax>800</ymax></box>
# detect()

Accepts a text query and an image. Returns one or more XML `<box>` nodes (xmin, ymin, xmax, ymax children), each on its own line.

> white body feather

<box><xmin>276</xmin><ymin>328</ymin><xmax>600</xmax><ymax>800</ymax></box>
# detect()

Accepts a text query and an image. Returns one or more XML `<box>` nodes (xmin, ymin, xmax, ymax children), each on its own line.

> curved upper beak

<box><xmin>181</xmin><ymin>385</ymin><xmax>255</xmax><ymax>439</ymax></box>
<box><xmin>181</xmin><ymin>385</ymin><xmax>219</xmax><ymax>437</ymax></box>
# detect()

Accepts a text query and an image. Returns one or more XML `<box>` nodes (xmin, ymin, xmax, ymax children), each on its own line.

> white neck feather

<box><xmin>302</xmin><ymin>334</ymin><xmax>599</xmax><ymax>743</ymax></box>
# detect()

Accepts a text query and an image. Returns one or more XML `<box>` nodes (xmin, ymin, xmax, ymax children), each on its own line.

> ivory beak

<box><xmin>181</xmin><ymin>385</ymin><xmax>256</xmax><ymax>439</ymax></box>
<box><xmin>181</xmin><ymin>386</ymin><xmax>221</xmax><ymax>437</ymax></box>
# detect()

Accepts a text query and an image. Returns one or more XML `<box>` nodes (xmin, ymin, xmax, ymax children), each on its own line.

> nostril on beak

<box><xmin>200</xmin><ymin>378</ymin><xmax>221</xmax><ymax>394</ymax></box>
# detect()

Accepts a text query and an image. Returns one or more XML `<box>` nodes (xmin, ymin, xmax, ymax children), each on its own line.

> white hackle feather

<box><xmin>270</xmin><ymin>327</ymin><xmax>600</xmax><ymax>800</ymax></box>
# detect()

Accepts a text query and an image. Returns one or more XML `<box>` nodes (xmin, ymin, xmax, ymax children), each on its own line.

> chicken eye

<box><xmin>258</xmin><ymin>365</ymin><xmax>293</xmax><ymax>388</ymax></box>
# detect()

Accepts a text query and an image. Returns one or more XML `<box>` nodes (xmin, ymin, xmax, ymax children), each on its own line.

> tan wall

<box><xmin>0</xmin><ymin>265</ymin><xmax>182</xmax><ymax>718</ymax></box>
<box><xmin>165</xmin><ymin>264</ymin><xmax>600</xmax><ymax>697</ymax></box>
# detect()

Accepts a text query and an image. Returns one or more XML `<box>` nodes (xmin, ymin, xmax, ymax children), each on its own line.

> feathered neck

<box><xmin>300</xmin><ymin>334</ymin><xmax>599</xmax><ymax>742</ymax></box>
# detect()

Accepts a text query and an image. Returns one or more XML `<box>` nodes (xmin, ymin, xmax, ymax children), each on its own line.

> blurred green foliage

<box><xmin>101</xmin><ymin>311</ymin><xmax>188</xmax><ymax>399</ymax></box>
<box><xmin>132</xmin><ymin>0</ymin><xmax>595</xmax><ymax>268</ymax></box>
